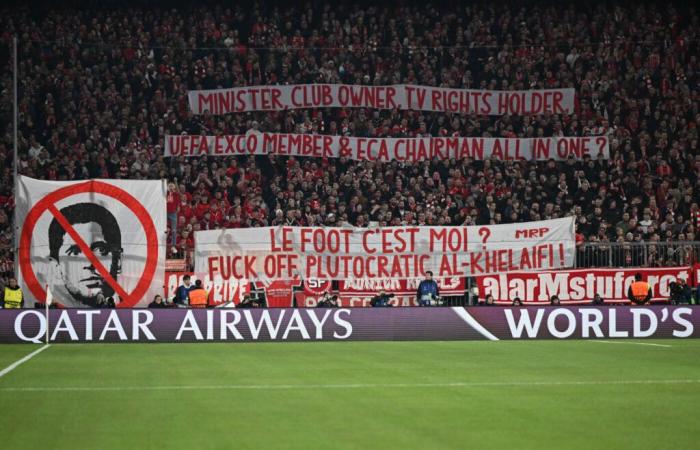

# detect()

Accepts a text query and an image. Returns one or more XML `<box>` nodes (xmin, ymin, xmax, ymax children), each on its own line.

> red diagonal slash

<box><xmin>47</xmin><ymin>204</ymin><xmax>129</xmax><ymax>300</ymax></box>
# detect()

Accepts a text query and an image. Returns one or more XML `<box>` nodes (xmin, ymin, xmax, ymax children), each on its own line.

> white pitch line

<box><xmin>0</xmin><ymin>345</ymin><xmax>51</xmax><ymax>379</ymax></box>
<box><xmin>2</xmin><ymin>379</ymin><xmax>699</xmax><ymax>392</ymax></box>
<box><xmin>590</xmin><ymin>340</ymin><xmax>672</xmax><ymax>348</ymax></box>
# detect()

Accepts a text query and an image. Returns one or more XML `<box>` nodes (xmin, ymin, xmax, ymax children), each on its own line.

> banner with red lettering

<box><xmin>194</xmin><ymin>218</ymin><xmax>576</xmax><ymax>284</ymax></box>
<box><xmin>188</xmin><ymin>84</ymin><xmax>575</xmax><ymax>115</ymax></box>
<box><xmin>295</xmin><ymin>277</ymin><xmax>466</xmax><ymax>308</ymax></box>
<box><xmin>165</xmin><ymin>272</ymin><xmax>250</xmax><ymax>306</ymax></box>
<box><xmin>165</xmin><ymin>274</ymin><xmax>465</xmax><ymax>307</ymax></box>
<box><xmin>165</xmin><ymin>133</ymin><xmax>608</xmax><ymax>161</ymax></box>
<box><xmin>476</xmin><ymin>267</ymin><xmax>692</xmax><ymax>305</ymax></box>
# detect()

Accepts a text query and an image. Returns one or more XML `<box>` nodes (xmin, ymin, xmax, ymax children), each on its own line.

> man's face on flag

<box><xmin>57</xmin><ymin>221</ymin><xmax>116</xmax><ymax>301</ymax></box>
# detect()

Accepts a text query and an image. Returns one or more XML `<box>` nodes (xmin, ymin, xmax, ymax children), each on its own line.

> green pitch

<box><xmin>1</xmin><ymin>340</ymin><xmax>699</xmax><ymax>450</ymax></box>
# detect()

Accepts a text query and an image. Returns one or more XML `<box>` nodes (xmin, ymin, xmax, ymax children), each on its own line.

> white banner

<box><xmin>16</xmin><ymin>176</ymin><xmax>167</xmax><ymax>308</ymax></box>
<box><xmin>188</xmin><ymin>84</ymin><xmax>575</xmax><ymax>115</ymax></box>
<box><xmin>165</xmin><ymin>133</ymin><xmax>608</xmax><ymax>161</ymax></box>
<box><xmin>194</xmin><ymin>218</ymin><xmax>576</xmax><ymax>282</ymax></box>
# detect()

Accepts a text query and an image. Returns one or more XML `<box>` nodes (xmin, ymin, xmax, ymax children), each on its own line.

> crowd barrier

<box><xmin>575</xmin><ymin>242</ymin><xmax>700</xmax><ymax>268</ymax></box>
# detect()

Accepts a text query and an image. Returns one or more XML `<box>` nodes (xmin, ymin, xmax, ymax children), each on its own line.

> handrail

<box><xmin>575</xmin><ymin>241</ymin><xmax>700</xmax><ymax>268</ymax></box>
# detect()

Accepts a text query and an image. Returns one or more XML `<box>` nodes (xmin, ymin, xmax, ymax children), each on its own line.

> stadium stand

<box><xmin>0</xmin><ymin>1</ymin><xmax>699</xmax><ymax>282</ymax></box>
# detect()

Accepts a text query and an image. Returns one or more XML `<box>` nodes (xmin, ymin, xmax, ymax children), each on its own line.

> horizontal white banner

<box><xmin>188</xmin><ymin>84</ymin><xmax>575</xmax><ymax>115</ymax></box>
<box><xmin>165</xmin><ymin>133</ymin><xmax>608</xmax><ymax>161</ymax></box>
<box><xmin>195</xmin><ymin>218</ymin><xmax>576</xmax><ymax>282</ymax></box>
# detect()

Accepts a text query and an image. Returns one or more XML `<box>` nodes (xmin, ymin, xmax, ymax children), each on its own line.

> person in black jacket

<box><xmin>669</xmin><ymin>280</ymin><xmax>692</xmax><ymax>304</ymax></box>
<box><xmin>370</xmin><ymin>291</ymin><xmax>394</xmax><ymax>307</ymax></box>
<box><xmin>148</xmin><ymin>294</ymin><xmax>167</xmax><ymax>308</ymax></box>
<box><xmin>317</xmin><ymin>293</ymin><xmax>339</xmax><ymax>308</ymax></box>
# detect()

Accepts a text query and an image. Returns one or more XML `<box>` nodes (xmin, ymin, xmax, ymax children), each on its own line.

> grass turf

<box><xmin>0</xmin><ymin>340</ymin><xmax>699</xmax><ymax>450</ymax></box>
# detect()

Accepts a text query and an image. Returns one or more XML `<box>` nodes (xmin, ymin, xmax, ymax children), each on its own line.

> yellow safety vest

<box><xmin>3</xmin><ymin>287</ymin><xmax>23</xmax><ymax>308</ymax></box>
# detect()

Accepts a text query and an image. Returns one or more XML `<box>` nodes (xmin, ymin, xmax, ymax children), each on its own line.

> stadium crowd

<box><xmin>0</xmin><ymin>1</ymin><xmax>699</xmax><ymax>280</ymax></box>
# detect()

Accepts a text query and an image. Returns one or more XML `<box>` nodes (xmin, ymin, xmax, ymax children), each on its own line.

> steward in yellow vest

<box><xmin>2</xmin><ymin>278</ymin><xmax>24</xmax><ymax>309</ymax></box>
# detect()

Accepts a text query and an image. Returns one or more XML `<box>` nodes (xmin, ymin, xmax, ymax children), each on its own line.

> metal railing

<box><xmin>574</xmin><ymin>241</ymin><xmax>700</xmax><ymax>268</ymax></box>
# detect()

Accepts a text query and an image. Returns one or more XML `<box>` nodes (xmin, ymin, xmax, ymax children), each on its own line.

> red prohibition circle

<box><xmin>19</xmin><ymin>180</ymin><xmax>159</xmax><ymax>308</ymax></box>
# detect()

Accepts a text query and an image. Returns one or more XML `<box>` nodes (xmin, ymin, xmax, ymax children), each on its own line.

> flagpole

<box><xmin>45</xmin><ymin>284</ymin><xmax>50</xmax><ymax>345</ymax></box>
<box><xmin>12</xmin><ymin>36</ymin><xmax>18</xmax><ymax>278</ymax></box>
<box><xmin>45</xmin><ymin>300</ymin><xmax>49</xmax><ymax>344</ymax></box>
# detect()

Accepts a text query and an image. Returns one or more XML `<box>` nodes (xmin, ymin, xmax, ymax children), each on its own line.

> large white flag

<box><xmin>15</xmin><ymin>176</ymin><xmax>167</xmax><ymax>308</ymax></box>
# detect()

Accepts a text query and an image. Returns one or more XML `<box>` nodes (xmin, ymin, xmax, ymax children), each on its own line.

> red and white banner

<box><xmin>16</xmin><ymin>176</ymin><xmax>167</xmax><ymax>308</ymax></box>
<box><xmin>165</xmin><ymin>272</ymin><xmax>250</xmax><ymax>306</ymax></box>
<box><xmin>477</xmin><ymin>267</ymin><xmax>692</xmax><ymax>305</ymax></box>
<box><xmin>172</xmin><ymin>275</ymin><xmax>464</xmax><ymax>307</ymax></box>
<box><xmin>165</xmin><ymin>133</ymin><xmax>608</xmax><ymax>161</ymax></box>
<box><xmin>195</xmin><ymin>218</ymin><xmax>576</xmax><ymax>283</ymax></box>
<box><xmin>295</xmin><ymin>277</ymin><xmax>466</xmax><ymax>308</ymax></box>
<box><xmin>166</xmin><ymin>272</ymin><xmax>296</xmax><ymax>307</ymax></box>
<box><xmin>188</xmin><ymin>84</ymin><xmax>575</xmax><ymax>115</ymax></box>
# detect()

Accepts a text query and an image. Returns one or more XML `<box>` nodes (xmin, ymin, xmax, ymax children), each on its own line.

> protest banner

<box><xmin>16</xmin><ymin>176</ymin><xmax>166</xmax><ymax>308</ymax></box>
<box><xmin>165</xmin><ymin>133</ymin><xmax>609</xmax><ymax>161</ymax></box>
<box><xmin>164</xmin><ymin>272</ymin><xmax>250</xmax><ymax>306</ymax></box>
<box><xmin>194</xmin><ymin>218</ymin><xmax>575</xmax><ymax>283</ymax></box>
<box><xmin>188</xmin><ymin>84</ymin><xmax>575</xmax><ymax>115</ymax></box>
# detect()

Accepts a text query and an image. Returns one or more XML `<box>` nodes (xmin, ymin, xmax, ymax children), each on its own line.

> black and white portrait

<box><xmin>48</xmin><ymin>203</ymin><xmax>123</xmax><ymax>306</ymax></box>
